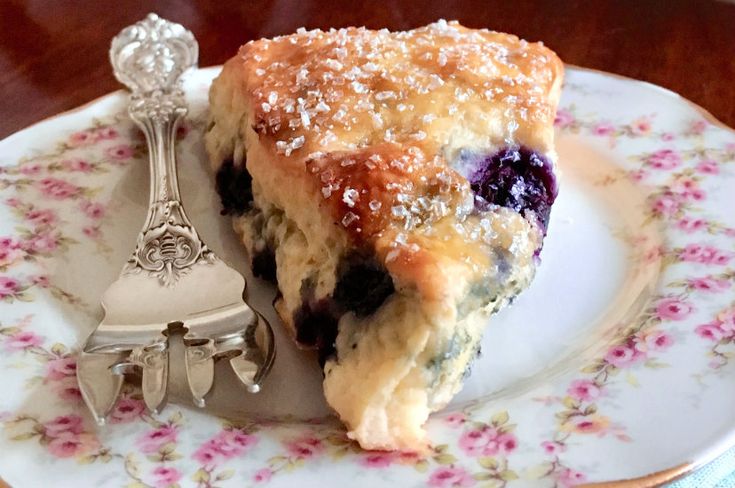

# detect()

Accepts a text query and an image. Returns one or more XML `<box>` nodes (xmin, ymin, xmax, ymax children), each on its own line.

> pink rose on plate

<box><xmin>696</xmin><ymin>159</ymin><xmax>719</xmax><ymax>175</ymax></box>
<box><xmin>554</xmin><ymin>109</ymin><xmax>575</xmax><ymax>128</ymax></box>
<box><xmin>55</xmin><ymin>377</ymin><xmax>83</xmax><ymax>403</ymax></box>
<box><xmin>0</xmin><ymin>237</ymin><xmax>19</xmax><ymax>250</ymax></box>
<box><xmin>644</xmin><ymin>331</ymin><xmax>674</xmax><ymax>351</ymax></box>
<box><xmin>716</xmin><ymin>309</ymin><xmax>735</xmax><ymax>332</ymax></box>
<box><xmin>676</xmin><ymin>217</ymin><xmax>706</xmax><ymax>233</ymax></box>
<box><xmin>655</xmin><ymin>297</ymin><xmax>694</xmax><ymax>321</ymax></box>
<box><xmin>253</xmin><ymin>468</ymin><xmax>273</xmax><ymax>483</ymax></box>
<box><xmin>0</xmin><ymin>276</ymin><xmax>21</xmax><ymax>298</ymax></box>
<box><xmin>138</xmin><ymin>425</ymin><xmax>178</xmax><ymax>454</ymax></box>
<box><xmin>570</xmin><ymin>415</ymin><xmax>610</xmax><ymax>434</ymax></box>
<box><xmin>68</xmin><ymin>130</ymin><xmax>95</xmax><ymax>147</ymax></box>
<box><xmin>106</xmin><ymin>144</ymin><xmax>134</xmax><ymax>161</ymax></box>
<box><xmin>651</xmin><ymin>194</ymin><xmax>680</xmax><ymax>216</ymax></box>
<box><xmin>25</xmin><ymin>208</ymin><xmax>58</xmax><ymax>227</ymax></box>
<box><xmin>604</xmin><ymin>345</ymin><xmax>636</xmax><ymax>368</ymax></box>
<box><xmin>360</xmin><ymin>451</ymin><xmax>395</xmax><ymax>468</ymax></box>
<box><xmin>688</xmin><ymin>276</ymin><xmax>730</xmax><ymax>293</ymax></box>
<box><xmin>661</xmin><ymin>132</ymin><xmax>675</xmax><ymax>141</ymax></box>
<box><xmin>192</xmin><ymin>442</ymin><xmax>220</xmax><ymax>465</ymax></box>
<box><xmin>633</xmin><ymin>330</ymin><xmax>673</xmax><ymax>354</ymax></box>
<box><xmin>459</xmin><ymin>425</ymin><xmax>517</xmax><ymax>457</ymax></box>
<box><xmin>0</xmin><ymin>247</ymin><xmax>23</xmax><ymax>266</ymax></box>
<box><xmin>683</xmin><ymin>188</ymin><xmax>706</xmax><ymax>202</ymax></box>
<box><xmin>712</xmin><ymin>251</ymin><xmax>732</xmax><ymax>266</ymax></box>
<box><xmin>0</xmin><ymin>237</ymin><xmax>20</xmax><ymax>251</ymax></box>
<box><xmin>541</xmin><ymin>440</ymin><xmax>566</xmax><ymax>455</ymax></box>
<box><xmin>628</xmin><ymin>169</ymin><xmax>648</xmax><ymax>182</ymax></box>
<box><xmin>699</xmin><ymin>246</ymin><xmax>732</xmax><ymax>265</ymax></box>
<box><xmin>62</xmin><ymin>158</ymin><xmax>95</xmax><ymax>173</ymax></box>
<box><xmin>673</xmin><ymin>178</ymin><xmax>705</xmax><ymax>201</ymax></box>
<box><xmin>679</xmin><ymin>243</ymin><xmax>704</xmax><ymax>262</ymax></box>
<box><xmin>26</xmin><ymin>233</ymin><xmax>59</xmax><ymax>254</ymax></box>
<box><xmin>212</xmin><ymin>429</ymin><xmax>258</xmax><ymax>458</ymax></box>
<box><xmin>444</xmin><ymin>412</ymin><xmax>467</xmax><ymax>428</ymax></box>
<box><xmin>459</xmin><ymin>426</ymin><xmax>496</xmax><ymax>456</ymax></box>
<box><xmin>677</xmin><ymin>244</ymin><xmax>728</xmax><ymax>264</ymax></box>
<box><xmin>20</xmin><ymin>162</ymin><xmax>42</xmax><ymax>176</ymax></box>
<box><xmin>108</xmin><ymin>396</ymin><xmax>146</xmax><ymax>423</ymax></box>
<box><xmin>37</xmin><ymin>177</ymin><xmax>80</xmax><ymax>199</ymax></box>
<box><xmin>5</xmin><ymin>330</ymin><xmax>42</xmax><ymax>350</ymax></box>
<box><xmin>559</xmin><ymin>467</ymin><xmax>587</xmax><ymax>487</ymax></box>
<box><xmin>567</xmin><ymin>379</ymin><xmax>601</xmax><ymax>402</ymax></box>
<box><xmin>695</xmin><ymin>324</ymin><xmax>723</xmax><ymax>342</ymax></box>
<box><xmin>647</xmin><ymin>149</ymin><xmax>681</xmax><ymax>170</ymax></box>
<box><xmin>47</xmin><ymin>432</ymin><xmax>98</xmax><ymax>458</ymax></box>
<box><xmin>428</xmin><ymin>466</ymin><xmax>475</xmax><ymax>488</ymax></box>
<box><xmin>285</xmin><ymin>434</ymin><xmax>324</xmax><ymax>459</ymax></box>
<box><xmin>396</xmin><ymin>451</ymin><xmax>421</xmax><ymax>464</ymax></box>
<box><xmin>45</xmin><ymin>356</ymin><xmax>77</xmax><ymax>381</ymax></box>
<box><xmin>687</xmin><ymin>119</ymin><xmax>708</xmax><ymax>135</ymax></box>
<box><xmin>94</xmin><ymin>127</ymin><xmax>118</xmax><ymax>140</ymax></box>
<box><xmin>44</xmin><ymin>414</ymin><xmax>84</xmax><ymax>437</ymax></box>
<box><xmin>711</xmin><ymin>253</ymin><xmax>732</xmax><ymax>266</ymax></box>
<box><xmin>80</xmin><ymin>201</ymin><xmax>105</xmax><ymax>219</ymax></box>
<box><xmin>592</xmin><ymin>122</ymin><xmax>615</xmax><ymax>136</ymax></box>
<box><xmin>497</xmin><ymin>433</ymin><xmax>518</xmax><ymax>453</ymax></box>
<box><xmin>192</xmin><ymin>429</ymin><xmax>258</xmax><ymax>465</ymax></box>
<box><xmin>630</xmin><ymin>117</ymin><xmax>652</xmax><ymax>135</ymax></box>
<box><xmin>151</xmin><ymin>466</ymin><xmax>182</xmax><ymax>488</ymax></box>
<box><xmin>82</xmin><ymin>226</ymin><xmax>101</xmax><ymax>239</ymax></box>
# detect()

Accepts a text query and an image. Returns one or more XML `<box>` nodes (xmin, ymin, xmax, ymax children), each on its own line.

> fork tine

<box><xmin>77</xmin><ymin>349</ymin><xmax>127</xmax><ymax>425</ymax></box>
<box><xmin>229</xmin><ymin>354</ymin><xmax>260</xmax><ymax>393</ymax></box>
<box><xmin>249</xmin><ymin>312</ymin><xmax>276</xmax><ymax>388</ymax></box>
<box><xmin>137</xmin><ymin>341</ymin><xmax>169</xmax><ymax>414</ymax></box>
<box><xmin>184</xmin><ymin>337</ymin><xmax>216</xmax><ymax>407</ymax></box>
<box><xmin>228</xmin><ymin>312</ymin><xmax>275</xmax><ymax>393</ymax></box>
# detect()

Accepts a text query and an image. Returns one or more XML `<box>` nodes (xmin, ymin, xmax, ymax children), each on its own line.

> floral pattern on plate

<box><xmin>0</xmin><ymin>67</ymin><xmax>734</xmax><ymax>487</ymax></box>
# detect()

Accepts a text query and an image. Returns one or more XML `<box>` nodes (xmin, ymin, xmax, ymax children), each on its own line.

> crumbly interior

<box><xmin>224</xmin><ymin>171</ymin><xmax>537</xmax><ymax>450</ymax></box>
<box><xmin>204</xmin><ymin>20</ymin><xmax>560</xmax><ymax>451</ymax></box>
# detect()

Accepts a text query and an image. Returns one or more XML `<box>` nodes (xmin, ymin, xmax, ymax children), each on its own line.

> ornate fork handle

<box><xmin>111</xmin><ymin>13</ymin><xmax>212</xmax><ymax>286</ymax></box>
<box><xmin>77</xmin><ymin>14</ymin><xmax>275</xmax><ymax>424</ymax></box>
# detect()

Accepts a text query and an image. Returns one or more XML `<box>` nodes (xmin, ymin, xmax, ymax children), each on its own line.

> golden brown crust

<box><xmin>303</xmin><ymin>144</ymin><xmax>467</xmax><ymax>240</ymax></box>
<box><xmin>215</xmin><ymin>20</ymin><xmax>563</xmax><ymax>247</ymax></box>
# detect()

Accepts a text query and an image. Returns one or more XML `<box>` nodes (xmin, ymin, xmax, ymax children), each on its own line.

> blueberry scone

<box><xmin>205</xmin><ymin>20</ymin><xmax>563</xmax><ymax>450</ymax></box>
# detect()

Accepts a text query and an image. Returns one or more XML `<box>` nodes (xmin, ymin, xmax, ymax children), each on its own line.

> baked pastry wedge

<box><xmin>205</xmin><ymin>20</ymin><xmax>563</xmax><ymax>451</ymax></box>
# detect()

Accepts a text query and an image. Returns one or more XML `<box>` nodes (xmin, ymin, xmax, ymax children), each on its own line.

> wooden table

<box><xmin>1</xmin><ymin>0</ymin><xmax>734</xmax><ymax>139</ymax></box>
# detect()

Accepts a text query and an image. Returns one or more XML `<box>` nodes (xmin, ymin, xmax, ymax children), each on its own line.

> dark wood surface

<box><xmin>1</xmin><ymin>0</ymin><xmax>734</xmax><ymax>139</ymax></box>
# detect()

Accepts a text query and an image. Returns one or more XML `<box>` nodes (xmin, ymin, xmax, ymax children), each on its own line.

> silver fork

<box><xmin>77</xmin><ymin>13</ymin><xmax>275</xmax><ymax>425</ymax></box>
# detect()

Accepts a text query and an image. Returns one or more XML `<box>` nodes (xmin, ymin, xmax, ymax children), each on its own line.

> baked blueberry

<box><xmin>215</xmin><ymin>159</ymin><xmax>253</xmax><ymax>215</ymax></box>
<box><xmin>333</xmin><ymin>255</ymin><xmax>395</xmax><ymax>317</ymax></box>
<box><xmin>467</xmin><ymin>147</ymin><xmax>558</xmax><ymax>232</ymax></box>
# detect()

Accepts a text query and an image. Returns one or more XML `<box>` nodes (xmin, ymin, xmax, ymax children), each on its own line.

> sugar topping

<box><xmin>229</xmin><ymin>20</ymin><xmax>562</xmax><ymax>250</ymax></box>
<box><xmin>241</xmin><ymin>20</ymin><xmax>561</xmax><ymax>156</ymax></box>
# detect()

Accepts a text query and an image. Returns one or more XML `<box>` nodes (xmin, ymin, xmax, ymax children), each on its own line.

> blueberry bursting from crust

<box><xmin>468</xmin><ymin>147</ymin><xmax>558</xmax><ymax>233</ymax></box>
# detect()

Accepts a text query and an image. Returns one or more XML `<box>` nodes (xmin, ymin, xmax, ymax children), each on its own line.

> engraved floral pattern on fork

<box><xmin>111</xmin><ymin>13</ymin><xmax>211</xmax><ymax>286</ymax></box>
